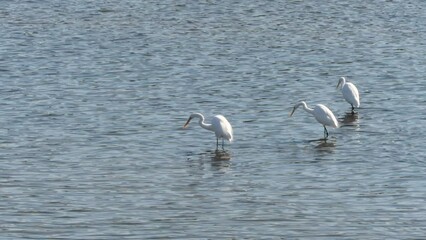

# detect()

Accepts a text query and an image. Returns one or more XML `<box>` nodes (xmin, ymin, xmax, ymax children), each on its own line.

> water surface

<box><xmin>1</xmin><ymin>0</ymin><xmax>426</xmax><ymax>239</ymax></box>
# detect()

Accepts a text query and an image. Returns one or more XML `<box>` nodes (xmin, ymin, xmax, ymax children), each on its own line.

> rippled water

<box><xmin>1</xmin><ymin>0</ymin><xmax>426</xmax><ymax>239</ymax></box>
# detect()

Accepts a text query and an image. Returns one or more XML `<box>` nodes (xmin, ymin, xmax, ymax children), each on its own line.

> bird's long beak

<box><xmin>289</xmin><ymin>107</ymin><xmax>296</xmax><ymax>117</ymax></box>
<box><xmin>336</xmin><ymin>80</ymin><xmax>341</xmax><ymax>89</ymax></box>
<box><xmin>183</xmin><ymin>117</ymin><xmax>192</xmax><ymax>128</ymax></box>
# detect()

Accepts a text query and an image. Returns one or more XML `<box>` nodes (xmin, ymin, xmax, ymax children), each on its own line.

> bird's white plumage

<box><xmin>313</xmin><ymin>104</ymin><xmax>339</xmax><ymax>128</ymax></box>
<box><xmin>337</xmin><ymin>77</ymin><xmax>360</xmax><ymax>109</ymax></box>
<box><xmin>183</xmin><ymin>113</ymin><xmax>233</xmax><ymax>148</ymax></box>
<box><xmin>290</xmin><ymin>101</ymin><xmax>338</xmax><ymax>139</ymax></box>
<box><xmin>211</xmin><ymin>115</ymin><xmax>233</xmax><ymax>142</ymax></box>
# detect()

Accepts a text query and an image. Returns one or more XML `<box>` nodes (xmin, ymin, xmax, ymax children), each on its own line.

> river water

<box><xmin>1</xmin><ymin>0</ymin><xmax>426</xmax><ymax>239</ymax></box>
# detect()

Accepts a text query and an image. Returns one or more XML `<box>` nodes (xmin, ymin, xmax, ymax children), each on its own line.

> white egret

<box><xmin>337</xmin><ymin>77</ymin><xmax>360</xmax><ymax>113</ymax></box>
<box><xmin>289</xmin><ymin>101</ymin><xmax>339</xmax><ymax>139</ymax></box>
<box><xmin>183</xmin><ymin>113</ymin><xmax>233</xmax><ymax>149</ymax></box>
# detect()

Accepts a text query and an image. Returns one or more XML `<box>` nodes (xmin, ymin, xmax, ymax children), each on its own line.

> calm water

<box><xmin>1</xmin><ymin>0</ymin><xmax>426</xmax><ymax>239</ymax></box>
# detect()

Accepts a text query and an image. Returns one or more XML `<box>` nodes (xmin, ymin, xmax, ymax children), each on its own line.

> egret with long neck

<box><xmin>290</xmin><ymin>101</ymin><xmax>339</xmax><ymax>140</ymax></box>
<box><xmin>183</xmin><ymin>113</ymin><xmax>233</xmax><ymax>149</ymax></box>
<box><xmin>337</xmin><ymin>77</ymin><xmax>360</xmax><ymax>114</ymax></box>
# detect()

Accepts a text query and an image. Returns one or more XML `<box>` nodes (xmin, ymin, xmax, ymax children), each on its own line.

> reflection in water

<box><xmin>210</xmin><ymin>150</ymin><xmax>231</xmax><ymax>171</ymax></box>
<box><xmin>189</xmin><ymin>149</ymin><xmax>232</xmax><ymax>161</ymax></box>
<box><xmin>212</xmin><ymin>149</ymin><xmax>231</xmax><ymax>161</ymax></box>
<box><xmin>315</xmin><ymin>140</ymin><xmax>336</xmax><ymax>149</ymax></box>
<box><xmin>339</xmin><ymin>111</ymin><xmax>359</xmax><ymax>126</ymax></box>
<box><xmin>308</xmin><ymin>138</ymin><xmax>336</xmax><ymax>153</ymax></box>
<box><xmin>305</xmin><ymin>137</ymin><xmax>336</xmax><ymax>150</ymax></box>
<box><xmin>186</xmin><ymin>149</ymin><xmax>232</xmax><ymax>173</ymax></box>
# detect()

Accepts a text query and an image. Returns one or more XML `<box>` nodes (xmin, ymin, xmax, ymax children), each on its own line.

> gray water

<box><xmin>1</xmin><ymin>0</ymin><xmax>426</xmax><ymax>239</ymax></box>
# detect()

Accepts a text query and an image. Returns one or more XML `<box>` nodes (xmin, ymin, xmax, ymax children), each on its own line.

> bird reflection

<box><xmin>211</xmin><ymin>149</ymin><xmax>231</xmax><ymax>161</ymax></box>
<box><xmin>314</xmin><ymin>140</ymin><xmax>336</xmax><ymax>149</ymax></box>
<box><xmin>307</xmin><ymin>138</ymin><xmax>336</xmax><ymax>152</ymax></box>
<box><xmin>307</xmin><ymin>140</ymin><xmax>334</xmax><ymax>156</ymax></box>
<box><xmin>339</xmin><ymin>111</ymin><xmax>359</xmax><ymax>126</ymax></box>
<box><xmin>185</xmin><ymin>149</ymin><xmax>232</xmax><ymax>173</ymax></box>
<box><xmin>198</xmin><ymin>149</ymin><xmax>232</xmax><ymax>171</ymax></box>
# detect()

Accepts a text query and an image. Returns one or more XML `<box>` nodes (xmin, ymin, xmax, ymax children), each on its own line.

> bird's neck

<box><xmin>302</xmin><ymin>103</ymin><xmax>314</xmax><ymax>115</ymax></box>
<box><xmin>198</xmin><ymin>119</ymin><xmax>214</xmax><ymax>132</ymax></box>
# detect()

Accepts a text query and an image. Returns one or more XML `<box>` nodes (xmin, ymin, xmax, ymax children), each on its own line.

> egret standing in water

<box><xmin>290</xmin><ymin>101</ymin><xmax>339</xmax><ymax>140</ymax></box>
<box><xmin>336</xmin><ymin>77</ymin><xmax>360</xmax><ymax>114</ymax></box>
<box><xmin>183</xmin><ymin>113</ymin><xmax>233</xmax><ymax>150</ymax></box>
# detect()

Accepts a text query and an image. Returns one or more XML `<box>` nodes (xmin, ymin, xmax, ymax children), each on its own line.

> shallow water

<box><xmin>1</xmin><ymin>0</ymin><xmax>426</xmax><ymax>239</ymax></box>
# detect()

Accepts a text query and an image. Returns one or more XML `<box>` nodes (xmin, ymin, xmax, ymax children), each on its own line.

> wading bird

<box><xmin>183</xmin><ymin>113</ymin><xmax>233</xmax><ymax>149</ymax></box>
<box><xmin>290</xmin><ymin>101</ymin><xmax>339</xmax><ymax>140</ymax></box>
<box><xmin>337</xmin><ymin>77</ymin><xmax>360</xmax><ymax>113</ymax></box>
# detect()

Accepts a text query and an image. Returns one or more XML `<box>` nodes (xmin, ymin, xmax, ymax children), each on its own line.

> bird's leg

<box><xmin>323</xmin><ymin>126</ymin><xmax>329</xmax><ymax>140</ymax></box>
<box><xmin>216</xmin><ymin>138</ymin><xmax>219</xmax><ymax>150</ymax></box>
<box><xmin>351</xmin><ymin>105</ymin><xmax>355</xmax><ymax>115</ymax></box>
<box><xmin>222</xmin><ymin>138</ymin><xmax>225</xmax><ymax>150</ymax></box>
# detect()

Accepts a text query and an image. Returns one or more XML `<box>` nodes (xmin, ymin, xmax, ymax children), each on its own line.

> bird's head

<box><xmin>289</xmin><ymin>101</ymin><xmax>306</xmax><ymax>117</ymax></box>
<box><xmin>336</xmin><ymin>77</ymin><xmax>346</xmax><ymax>89</ymax></box>
<box><xmin>183</xmin><ymin>113</ymin><xmax>203</xmax><ymax>128</ymax></box>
